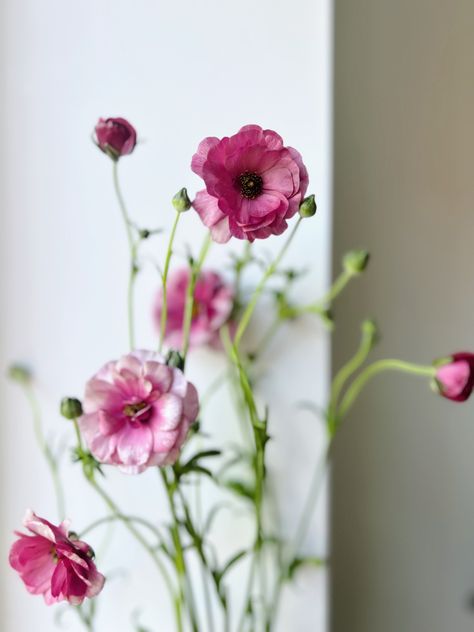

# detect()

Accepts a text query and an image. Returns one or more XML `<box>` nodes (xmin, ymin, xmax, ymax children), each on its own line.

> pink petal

<box><xmin>117</xmin><ymin>424</ymin><xmax>153</xmax><ymax>467</ymax></box>
<box><xmin>191</xmin><ymin>136</ymin><xmax>220</xmax><ymax>177</ymax></box>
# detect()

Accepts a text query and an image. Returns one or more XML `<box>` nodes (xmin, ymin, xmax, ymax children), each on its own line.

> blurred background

<box><xmin>332</xmin><ymin>1</ymin><xmax>474</xmax><ymax>631</ymax></box>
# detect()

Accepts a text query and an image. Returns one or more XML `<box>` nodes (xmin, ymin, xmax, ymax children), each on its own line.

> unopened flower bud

<box><xmin>172</xmin><ymin>188</ymin><xmax>192</xmax><ymax>213</ymax></box>
<box><xmin>94</xmin><ymin>117</ymin><xmax>137</xmax><ymax>160</ymax></box>
<box><xmin>60</xmin><ymin>397</ymin><xmax>83</xmax><ymax>420</ymax></box>
<box><xmin>343</xmin><ymin>249</ymin><xmax>370</xmax><ymax>275</ymax></box>
<box><xmin>361</xmin><ymin>318</ymin><xmax>379</xmax><ymax>346</ymax></box>
<box><xmin>298</xmin><ymin>194</ymin><xmax>317</xmax><ymax>218</ymax></box>
<box><xmin>166</xmin><ymin>350</ymin><xmax>185</xmax><ymax>371</ymax></box>
<box><xmin>8</xmin><ymin>364</ymin><xmax>32</xmax><ymax>385</ymax></box>
<box><xmin>433</xmin><ymin>352</ymin><xmax>474</xmax><ymax>402</ymax></box>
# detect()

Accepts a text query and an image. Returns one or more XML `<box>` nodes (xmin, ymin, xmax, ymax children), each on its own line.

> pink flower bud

<box><xmin>79</xmin><ymin>350</ymin><xmax>199</xmax><ymax>474</ymax></box>
<box><xmin>191</xmin><ymin>124</ymin><xmax>309</xmax><ymax>242</ymax></box>
<box><xmin>435</xmin><ymin>352</ymin><xmax>474</xmax><ymax>402</ymax></box>
<box><xmin>94</xmin><ymin>117</ymin><xmax>137</xmax><ymax>159</ymax></box>
<box><xmin>9</xmin><ymin>511</ymin><xmax>105</xmax><ymax>605</ymax></box>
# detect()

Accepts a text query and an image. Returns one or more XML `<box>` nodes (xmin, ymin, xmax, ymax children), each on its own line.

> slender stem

<box><xmin>317</xmin><ymin>269</ymin><xmax>353</xmax><ymax>307</ymax></box>
<box><xmin>112</xmin><ymin>161</ymin><xmax>137</xmax><ymax>350</ymax></box>
<box><xmin>182</xmin><ymin>233</ymin><xmax>212</xmax><ymax>359</ymax></box>
<box><xmin>234</xmin><ymin>218</ymin><xmax>302</xmax><ymax>348</ymax></box>
<box><xmin>327</xmin><ymin>325</ymin><xmax>375</xmax><ymax>434</ymax></box>
<box><xmin>70</xmin><ymin>420</ymin><xmax>180</xmax><ymax>630</ymax></box>
<box><xmin>160</xmin><ymin>468</ymin><xmax>199</xmax><ymax>632</ymax></box>
<box><xmin>338</xmin><ymin>359</ymin><xmax>436</xmax><ymax>420</ymax></box>
<box><xmin>79</xmin><ymin>514</ymin><xmax>163</xmax><ymax>541</ymax></box>
<box><xmin>23</xmin><ymin>384</ymin><xmax>66</xmax><ymax>520</ymax></box>
<box><xmin>159</xmin><ymin>211</ymin><xmax>181</xmax><ymax>352</ymax></box>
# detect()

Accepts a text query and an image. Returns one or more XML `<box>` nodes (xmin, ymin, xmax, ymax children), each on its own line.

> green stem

<box><xmin>71</xmin><ymin>420</ymin><xmax>180</xmax><ymax>630</ymax></box>
<box><xmin>23</xmin><ymin>384</ymin><xmax>65</xmax><ymax>520</ymax></box>
<box><xmin>159</xmin><ymin>211</ymin><xmax>181</xmax><ymax>352</ymax></box>
<box><xmin>234</xmin><ymin>218</ymin><xmax>302</xmax><ymax>348</ymax></box>
<box><xmin>79</xmin><ymin>514</ymin><xmax>163</xmax><ymax>541</ymax></box>
<box><xmin>327</xmin><ymin>324</ymin><xmax>375</xmax><ymax>434</ymax></box>
<box><xmin>338</xmin><ymin>359</ymin><xmax>436</xmax><ymax>420</ymax></box>
<box><xmin>160</xmin><ymin>468</ymin><xmax>199</xmax><ymax>632</ymax></box>
<box><xmin>182</xmin><ymin>233</ymin><xmax>212</xmax><ymax>359</ymax></box>
<box><xmin>112</xmin><ymin>161</ymin><xmax>137</xmax><ymax>350</ymax></box>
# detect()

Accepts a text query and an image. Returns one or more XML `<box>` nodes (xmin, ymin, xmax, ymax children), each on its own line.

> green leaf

<box><xmin>224</xmin><ymin>479</ymin><xmax>255</xmax><ymax>502</ymax></box>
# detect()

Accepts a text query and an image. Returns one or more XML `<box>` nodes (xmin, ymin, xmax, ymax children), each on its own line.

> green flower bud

<box><xmin>60</xmin><ymin>397</ymin><xmax>83</xmax><ymax>420</ymax></box>
<box><xmin>361</xmin><ymin>318</ymin><xmax>379</xmax><ymax>346</ymax></box>
<box><xmin>166</xmin><ymin>350</ymin><xmax>185</xmax><ymax>371</ymax></box>
<box><xmin>172</xmin><ymin>187</ymin><xmax>192</xmax><ymax>213</ymax></box>
<box><xmin>343</xmin><ymin>249</ymin><xmax>370</xmax><ymax>275</ymax></box>
<box><xmin>7</xmin><ymin>363</ymin><xmax>32</xmax><ymax>385</ymax></box>
<box><xmin>298</xmin><ymin>194</ymin><xmax>317</xmax><ymax>218</ymax></box>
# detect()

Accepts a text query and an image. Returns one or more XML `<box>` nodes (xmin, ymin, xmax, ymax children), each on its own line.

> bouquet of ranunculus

<box><xmin>7</xmin><ymin>119</ymin><xmax>473</xmax><ymax>631</ymax></box>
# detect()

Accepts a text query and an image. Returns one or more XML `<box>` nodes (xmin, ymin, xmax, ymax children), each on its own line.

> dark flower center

<box><xmin>238</xmin><ymin>172</ymin><xmax>263</xmax><ymax>199</ymax></box>
<box><xmin>123</xmin><ymin>401</ymin><xmax>151</xmax><ymax>422</ymax></box>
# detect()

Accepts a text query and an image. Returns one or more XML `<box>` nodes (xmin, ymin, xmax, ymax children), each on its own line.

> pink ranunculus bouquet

<box><xmin>7</xmin><ymin>118</ymin><xmax>472</xmax><ymax>632</ymax></box>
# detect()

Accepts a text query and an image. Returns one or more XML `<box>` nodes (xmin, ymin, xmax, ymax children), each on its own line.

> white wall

<box><xmin>0</xmin><ymin>1</ymin><xmax>332</xmax><ymax>631</ymax></box>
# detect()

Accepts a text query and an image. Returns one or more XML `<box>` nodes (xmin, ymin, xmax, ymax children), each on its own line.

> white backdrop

<box><xmin>0</xmin><ymin>1</ymin><xmax>332</xmax><ymax>630</ymax></box>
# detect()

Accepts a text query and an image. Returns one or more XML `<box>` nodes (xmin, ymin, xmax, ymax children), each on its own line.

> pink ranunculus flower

<box><xmin>94</xmin><ymin>117</ymin><xmax>137</xmax><ymax>159</ymax></box>
<box><xmin>435</xmin><ymin>352</ymin><xmax>474</xmax><ymax>402</ymax></box>
<box><xmin>155</xmin><ymin>268</ymin><xmax>234</xmax><ymax>349</ymax></box>
<box><xmin>79</xmin><ymin>350</ymin><xmax>199</xmax><ymax>474</ymax></box>
<box><xmin>191</xmin><ymin>124</ymin><xmax>309</xmax><ymax>243</ymax></box>
<box><xmin>9</xmin><ymin>511</ymin><xmax>105</xmax><ymax>606</ymax></box>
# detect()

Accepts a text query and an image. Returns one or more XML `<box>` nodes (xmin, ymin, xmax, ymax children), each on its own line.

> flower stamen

<box><xmin>238</xmin><ymin>172</ymin><xmax>263</xmax><ymax>199</ymax></box>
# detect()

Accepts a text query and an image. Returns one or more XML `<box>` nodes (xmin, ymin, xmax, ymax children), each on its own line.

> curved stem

<box><xmin>112</xmin><ymin>161</ymin><xmax>137</xmax><ymax>350</ymax></box>
<box><xmin>338</xmin><ymin>359</ymin><xmax>436</xmax><ymax>420</ymax></box>
<box><xmin>23</xmin><ymin>384</ymin><xmax>66</xmax><ymax>520</ymax></box>
<box><xmin>182</xmin><ymin>233</ymin><xmax>212</xmax><ymax>359</ymax></box>
<box><xmin>317</xmin><ymin>269</ymin><xmax>353</xmax><ymax>307</ymax></box>
<box><xmin>159</xmin><ymin>211</ymin><xmax>181</xmax><ymax>352</ymax></box>
<box><xmin>234</xmin><ymin>218</ymin><xmax>302</xmax><ymax>348</ymax></box>
<box><xmin>70</xmin><ymin>420</ymin><xmax>180</xmax><ymax>630</ymax></box>
<box><xmin>79</xmin><ymin>514</ymin><xmax>163</xmax><ymax>541</ymax></box>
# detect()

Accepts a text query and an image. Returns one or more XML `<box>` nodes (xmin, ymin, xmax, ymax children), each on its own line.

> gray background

<box><xmin>332</xmin><ymin>1</ymin><xmax>474</xmax><ymax>631</ymax></box>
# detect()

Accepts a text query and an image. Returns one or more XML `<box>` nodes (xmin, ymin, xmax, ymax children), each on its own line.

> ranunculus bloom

<box><xmin>79</xmin><ymin>350</ymin><xmax>199</xmax><ymax>474</ymax></box>
<box><xmin>9</xmin><ymin>511</ymin><xmax>105</xmax><ymax>605</ymax></box>
<box><xmin>191</xmin><ymin>124</ymin><xmax>309</xmax><ymax>243</ymax></box>
<box><xmin>154</xmin><ymin>268</ymin><xmax>234</xmax><ymax>349</ymax></box>
<box><xmin>94</xmin><ymin>117</ymin><xmax>137</xmax><ymax>159</ymax></box>
<box><xmin>435</xmin><ymin>352</ymin><xmax>474</xmax><ymax>402</ymax></box>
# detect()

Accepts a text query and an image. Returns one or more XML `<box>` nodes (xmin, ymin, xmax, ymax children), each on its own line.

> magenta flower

<box><xmin>94</xmin><ymin>117</ymin><xmax>137</xmax><ymax>159</ymax></box>
<box><xmin>9</xmin><ymin>511</ymin><xmax>105</xmax><ymax>606</ymax></box>
<box><xmin>79</xmin><ymin>350</ymin><xmax>199</xmax><ymax>474</ymax></box>
<box><xmin>155</xmin><ymin>268</ymin><xmax>234</xmax><ymax>349</ymax></box>
<box><xmin>191</xmin><ymin>124</ymin><xmax>309</xmax><ymax>243</ymax></box>
<box><xmin>435</xmin><ymin>352</ymin><xmax>474</xmax><ymax>402</ymax></box>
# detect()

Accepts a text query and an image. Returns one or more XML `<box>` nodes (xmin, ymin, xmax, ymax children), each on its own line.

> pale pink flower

<box><xmin>191</xmin><ymin>124</ymin><xmax>309</xmax><ymax>242</ymax></box>
<box><xmin>9</xmin><ymin>511</ymin><xmax>105</xmax><ymax>606</ymax></box>
<box><xmin>155</xmin><ymin>268</ymin><xmax>234</xmax><ymax>349</ymax></box>
<box><xmin>94</xmin><ymin>117</ymin><xmax>137</xmax><ymax>159</ymax></box>
<box><xmin>435</xmin><ymin>352</ymin><xmax>474</xmax><ymax>402</ymax></box>
<box><xmin>79</xmin><ymin>350</ymin><xmax>199</xmax><ymax>474</ymax></box>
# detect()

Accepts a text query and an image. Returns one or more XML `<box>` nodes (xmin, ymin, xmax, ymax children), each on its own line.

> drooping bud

<box><xmin>298</xmin><ymin>194</ymin><xmax>317</xmax><ymax>218</ymax></box>
<box><xmin>94</xmin><ymin>117</ymin><xmax>137</xmax><ymax>160</ymax></box>
<box><xmin>7</xmin><ymin>364</ymin><xmax>32</xmax><ymax>385</ymax></box>
<box><xmin>60</xmin><ymin>397</ymin><xmax>83</xmax><ymax>420</ymax></box>
<box><xmin>343</xmin><ymin>249</ymin><xmax>370</xmax><ymax>275</ymax></box>
<box><xmin>172</xmin><ymin>187</ymin><xmax>192</xmax><ymax>213</ymax></box>
<box><xmin>361</xmin><ymin>318</ymin><xmax>379</xmax><ymax>346</ymax></box>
